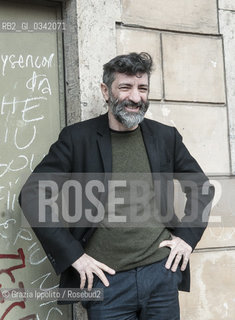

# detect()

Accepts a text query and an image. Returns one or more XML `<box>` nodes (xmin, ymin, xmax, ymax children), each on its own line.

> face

<box><xmin>102</xmin><ymin>72</ymin><xmax>149</xmax><ymax>129</ymax></box>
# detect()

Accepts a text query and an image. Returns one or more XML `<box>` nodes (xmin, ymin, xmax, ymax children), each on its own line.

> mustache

<box><xmin>111</xmin><ymin>98</ymin><xmax>148</xmax><ymax>110</ymax></box>
<box><xmin>121</xmin><ymin>99</ymin><xmax>144</xmax><ymax>108</ymax></box>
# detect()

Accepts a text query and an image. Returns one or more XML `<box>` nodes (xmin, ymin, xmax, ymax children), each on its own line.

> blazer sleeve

<box><xmin>171</xmin><ymin>128</ymin><xmax>215</xmax><ymax>250</ymax></box>
<box><xmin>19</xmin><ymin>126</ymin><xmax>85</xmax><ymax>275</ymax></box>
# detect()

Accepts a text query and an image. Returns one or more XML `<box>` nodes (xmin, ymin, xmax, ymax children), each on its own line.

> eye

<box><xmin>139</xmin><ymin>87</ymin><xmax>148</xmax><ymax>92</ymax></box>
<box><xmin>119</xmin><ymin>86</ymin><xmax>130</xmax><ymax>91</ymax></box>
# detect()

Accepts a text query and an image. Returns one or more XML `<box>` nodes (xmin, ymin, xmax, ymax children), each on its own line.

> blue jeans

<box><xmin>81</xmin><ymin>257</ymin><xmax>182</xmax><ymax>320</ymax></box>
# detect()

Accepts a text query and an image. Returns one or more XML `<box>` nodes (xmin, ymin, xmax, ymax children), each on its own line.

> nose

<box><xmin>128</xmin><ymin>88</ymin><xmax>141</xmax><ymax>104</ymax></box>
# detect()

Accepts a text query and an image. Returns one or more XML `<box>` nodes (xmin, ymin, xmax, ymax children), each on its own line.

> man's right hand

<box><xmin>72</xmin><ymin>253</ymin><xmax>116</xmax><ymax>291</ymax></box>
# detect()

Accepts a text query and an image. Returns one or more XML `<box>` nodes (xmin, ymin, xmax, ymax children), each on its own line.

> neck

<box><xmin>108</xmin><ymin>110</ymin><xmax>138</xmax><ymax>132</ymax></box>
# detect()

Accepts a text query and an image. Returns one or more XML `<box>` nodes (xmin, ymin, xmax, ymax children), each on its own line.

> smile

<box><xmin>125</xmin><ymin>106</ymin><xmax>140</xmax><ymax>112</ymax></box>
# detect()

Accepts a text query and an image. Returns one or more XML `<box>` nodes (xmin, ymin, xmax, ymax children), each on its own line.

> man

<box><xmin>20</xmin><ymin>52</ymin><xmax>214</xmax><ymax>319</ymax></box>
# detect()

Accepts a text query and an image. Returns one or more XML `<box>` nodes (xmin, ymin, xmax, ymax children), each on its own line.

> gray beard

<box><xmin>109</xmin><ymin>95</ymin><xmax>149</xmax><ymax>129</ymax></box>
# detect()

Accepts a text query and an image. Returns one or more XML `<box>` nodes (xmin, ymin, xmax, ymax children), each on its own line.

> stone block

<box><xmin>219</xmin><ymin>10</ymin><xmax>235</xmax><ymax>174</ymax></box>
<box><xmin>197</xmin><ymin>176</ymin><xmax>235</xmax><ymax>248</ymax></box>
<box><xmin>219</xmin><ymin>0</ymin><xmax>235</xmax><ymax>10</ymax></box>
<box><xmin>121</xmin><ymin>0</ymin><xmax>218</xmax><ymax>34</ymax></box>
<box><xmin>179</xmin><ymin>250</ymin><xmax>235</xmax><ymax>319</ymax></box>
<box><xmin>116</xmin><ymin>27</ymin><xmax>162</xmax><ymax>100</ymax></box>
<box><xmin>162</xmin><ymin>34</ymin><xmax>226</xmax><ymax>103</ymax></box>
<box><xmin>172</xmin><ymin>175</ymin><xmax>235</xmax><ymax>248</ymax></box>
<box><xmin>146</xmin><ymin>103</ymin><xmax>230</xmax><ymax>174</ymax></box>
<box><xmin>198</xmin><ymin>227</ymin><xmax>235</xmax><ymax>249</ymax></box>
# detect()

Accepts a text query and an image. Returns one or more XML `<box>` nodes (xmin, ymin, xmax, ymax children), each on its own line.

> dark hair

<box><xmin>103</xmin><ymin>52</ymin><xmax>153</xmax><ymax>89</ymax></box>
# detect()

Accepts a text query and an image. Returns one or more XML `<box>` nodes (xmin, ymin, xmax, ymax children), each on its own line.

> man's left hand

<box><xmin>159</xmin><ymin>235</ymin><xmax>192</xmax><ymax>272</ymax></box>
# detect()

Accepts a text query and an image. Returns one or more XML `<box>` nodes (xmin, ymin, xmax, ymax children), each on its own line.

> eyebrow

<box><xmin>118</xmin><ymin>83</ymin><xmax>149</xmax><ymax>87</ymax></box>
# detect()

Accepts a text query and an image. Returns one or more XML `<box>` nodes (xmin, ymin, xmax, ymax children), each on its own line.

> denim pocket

<box><xmin>160</xmin><ymin>257</ymin><xmax>183</xmax><ymax>287</ymax></box>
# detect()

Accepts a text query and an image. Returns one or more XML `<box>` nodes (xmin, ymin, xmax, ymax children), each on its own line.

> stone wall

<box><xmin>219</xmin><ymin>1</ymin><xmax>235</xmax><ymax>174</ymax></box>
<box><xmin>72</xmin><ymin>0</ymin><xmax>235</xmax><ymax>318</ymax></box>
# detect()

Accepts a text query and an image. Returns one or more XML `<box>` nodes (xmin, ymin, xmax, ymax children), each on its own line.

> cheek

<box><xmin>141</xmin><ymin>94</ymin><xmax>148</xmax><ymax>102</ymax></box>
<box><xmin>118</xmin><ymin>93</ymin><xmax>129</xmax><ymax>101</ymax></box>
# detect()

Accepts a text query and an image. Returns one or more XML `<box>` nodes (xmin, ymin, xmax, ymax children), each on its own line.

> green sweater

<box><xmin>85</xmin><ymin>126</ymin><xmax>171</xmax><ymax>271</ymax></box>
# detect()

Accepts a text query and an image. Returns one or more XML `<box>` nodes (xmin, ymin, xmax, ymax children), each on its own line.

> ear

<box><xmin>101</xmin><ymin>83</ymin><xmax>110</xmax><ymax>102</ymax></box>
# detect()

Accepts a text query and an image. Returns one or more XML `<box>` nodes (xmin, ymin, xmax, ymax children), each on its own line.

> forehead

<box><xmin>112</xmin><ymin>72</ymin><xmax>149</xmax><ymax>86</ymax></box>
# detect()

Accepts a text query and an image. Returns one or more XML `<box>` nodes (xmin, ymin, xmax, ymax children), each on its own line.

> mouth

<box><xmin>125</xmin><ymin>106</ymin><xmax>140</xmax><ymax>113</ymax></box>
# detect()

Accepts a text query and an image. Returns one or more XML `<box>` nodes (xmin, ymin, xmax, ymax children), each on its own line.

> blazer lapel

<box><xmin>96</xmin><ymin>113</ymin><xmax>112</xmax><ymax>172</ymax></box>
<box><xmin>140</xmin><ymin>119</ymin><xmax>160</xmax><ymax>173</ymax></box>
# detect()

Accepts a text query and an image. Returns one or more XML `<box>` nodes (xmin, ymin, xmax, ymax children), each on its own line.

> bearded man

<box><xmin>20</xmin><ymin>52</ymin><xmax>214</xmax><ymax>320</ymax></box>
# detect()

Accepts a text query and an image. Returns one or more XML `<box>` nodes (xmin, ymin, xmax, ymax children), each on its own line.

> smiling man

<box><xmin>20</xmin><ymin>52</ymin><xmax>214</xmax><ymax>320</ymax></box>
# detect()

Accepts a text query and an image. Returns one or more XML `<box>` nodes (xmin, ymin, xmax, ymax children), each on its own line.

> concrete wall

<box><xmin>219</xmin><ymin>1</ymin><xmax>235</xmax><ymax>174</ymax></box>
<box><xmin>67</xmin><ymin>0</ymin><xmax>234</xmax><ymax>319</ymax></box>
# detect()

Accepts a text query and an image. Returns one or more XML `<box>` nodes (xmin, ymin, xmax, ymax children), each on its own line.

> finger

<box><xmin>80</xmin><ymin>271</ymin><xmax>86</xmax><ymax>289</ymax></box>
<box><xmin>86</xmin><ymin>271</ymin><xmax>94</xmax><ymax>291</ymax></box>
<box><xmin>171</xmin><ymin>254</ymin><xmax>183</xmax><ymax>272</ymax></box>
<box><xmin>93</xmin><ymin>268</ymin><xmax>110</xmax><ymax>287</ymax></box>
<box><xmin>94</xmin><ymin>260</ymin><xmax>116</xmax><ymax>275</ymax></box>
<box><xmin>180</xmin><ymin>256</ymin><xmax>189</xmax><ymax>271</ymax></box>
<box><xmin>165</xmin><ymin>252</ymin><xmax>176</xmax><ymax>269</ymax></box>
<box><xmin>159</xmin><ymin>240</ymin><xmax>173</xmax><ymax>249</ymax></box>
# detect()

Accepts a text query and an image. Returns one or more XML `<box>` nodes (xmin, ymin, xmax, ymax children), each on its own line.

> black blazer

<box><xmin>19</xmin><ymin>113</ymin><xmax>214</xmax><ymax>304</ymax></box>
